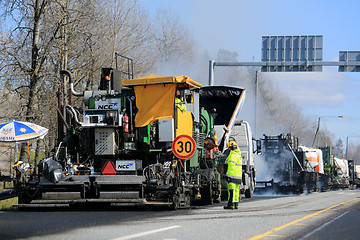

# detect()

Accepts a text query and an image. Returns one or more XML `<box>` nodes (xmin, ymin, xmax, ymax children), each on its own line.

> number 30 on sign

<box><xmin>172</xmin><ymin>135</ymin><xmax>196</xmax><ymax>159</ymax></box>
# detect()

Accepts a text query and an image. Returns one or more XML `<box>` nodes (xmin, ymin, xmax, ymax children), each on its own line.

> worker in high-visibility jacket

<box><xmin>175</xmin><ymin>90</ymin><xmax>187</xmax><ymax>111</ymax></box>
<box><xmin>224</xmin><ymin>140</ymin><xmax>242</xmax><ymax>209</ymax></box>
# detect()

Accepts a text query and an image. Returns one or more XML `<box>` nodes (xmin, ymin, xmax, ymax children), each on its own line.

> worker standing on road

<box><xmin>224</xmin><ymin>140</ymin><xmax>242</xmax><ymax>209</ymax></box>
<box><xmin>175</xmin><ymin>90</ymin><xmax>187</xmax><ymax>111</ymax></box>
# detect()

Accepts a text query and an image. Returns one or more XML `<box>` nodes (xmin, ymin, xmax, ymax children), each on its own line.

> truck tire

<box><xmin>245</xmin><ymin>179</ymin><xmax>254</xmax><ymax>198</ymax></box>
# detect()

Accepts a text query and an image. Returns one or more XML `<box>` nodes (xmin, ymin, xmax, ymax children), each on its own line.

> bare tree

<box><xmin>0</xmin><ymin>0</ymin><xmax>200</xmax><ymax>162</ymax></box>
<box><xmin>151</xmin><ymin>8</ymin><xmax>194</xmax><ymax>70</ymax></box>
<box><xmin>96</xmin><ymin>0</ymin><xmax>154</xmax><ymax>77</ymax></box>
<box><xmin>0</xmin><ymin>0</ymin><xmax>65</xmax><ymax>159</ymax></box>
<box><xmin>333</xmin><ymin>138</ymin><xmax>344</xmax><ymax>158</ymax></box>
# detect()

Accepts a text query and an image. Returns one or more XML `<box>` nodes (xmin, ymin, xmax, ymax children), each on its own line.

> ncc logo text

<box><xmin>118</xmin><ymin>163</ymin><xmax>133</xmax><ymax>169</ymax></box>
<box><xmin>116</xmin><ymin>161</ymin><xmax>135</xmax><ymax>171</ymax></box>
<box><xmin>97</xmin><ymin>102</ymin><xmax>118</xmax><ymax>109</ymax></box>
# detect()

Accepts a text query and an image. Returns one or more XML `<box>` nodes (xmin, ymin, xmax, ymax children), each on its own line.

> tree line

<box><xmin>0</xmin><ymin>0</ymin><xmax>193</xmax><ymax>161</ymax></box>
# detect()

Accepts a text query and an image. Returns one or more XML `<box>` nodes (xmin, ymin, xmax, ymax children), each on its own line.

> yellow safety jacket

<box><xmin>175</xmin><ymin>97</ymin><xmax>187</xmax><ymax>111</ymax></box>
<box><xmin>225</xmin><ymin>148</ymin><xmax>243</xmax><ymax>182</ymax></box>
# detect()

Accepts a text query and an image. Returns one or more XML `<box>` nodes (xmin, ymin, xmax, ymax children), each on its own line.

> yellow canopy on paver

<box><xmin>122</xmin><ymin>74</ymin><xmax>201</xmax><ymax>127</ymax></box>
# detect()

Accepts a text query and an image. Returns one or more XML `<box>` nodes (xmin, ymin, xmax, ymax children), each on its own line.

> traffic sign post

<box><xmin>339</xmin><ymin>51</ymin><xmax>360</xmax><ymax>72</ymax></box>
<box><xmin>208</xmin><ymin>35</ymin><xmax>360</xmax><ymax>141</ymax></box>
<box><xmin>172</xmin><ymin>135</ymin><xmax>196</xmax><ymax>159</ymax></box>
<box><xmin>261</xmin><ymin>35</ymin><xmax>323</xmax><ymax>72</ymax></box>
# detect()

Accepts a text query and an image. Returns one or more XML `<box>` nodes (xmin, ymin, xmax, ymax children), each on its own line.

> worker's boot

<box><xmin>224</xmin><ymin>190</ymin><xmax>234</xmax><ymax>209</ymax></box>
<box><xmin>234</xmin><ymin>202</ymin><xmax>239</xmax><ymax>209</ymax></box>
<box><xmin>223</xmin><ymin>205</ymin><xmax>234</xmax><ymax>209</ymax></box>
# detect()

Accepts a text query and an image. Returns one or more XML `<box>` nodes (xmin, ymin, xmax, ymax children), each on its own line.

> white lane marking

<box><xmin>299</xmin><ymin>211</ymin><xmax>349</xmax><ymax>240</ymax></box>
<box><xmin>112</xmin><ymin>225</ymin><xmax>181</xmax><ymax>240</ymax></box>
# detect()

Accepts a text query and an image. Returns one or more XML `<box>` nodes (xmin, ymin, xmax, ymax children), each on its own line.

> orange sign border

<box><xmin>172</xmin><ymin>134</ymin><xmax>196</xmax><ymax>159</ymax></box>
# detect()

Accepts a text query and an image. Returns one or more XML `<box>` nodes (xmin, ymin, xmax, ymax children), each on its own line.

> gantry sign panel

<box><xmin>262</xmin><ymin>35</ymin><xmax>323</xmax><ymax>72</ymax></box>
<box><xmin>339</xmin><ymin>51</ymin><xmax>360</xmax><ymax>72</ymax></box>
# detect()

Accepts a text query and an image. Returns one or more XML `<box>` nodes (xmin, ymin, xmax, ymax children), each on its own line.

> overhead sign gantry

<box><xmin>209</xmin><ymin>35</ymin><xmax>360</xmax><ymax>85</ymax></box>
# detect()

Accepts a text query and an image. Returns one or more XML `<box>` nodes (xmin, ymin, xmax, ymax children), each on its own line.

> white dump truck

<box><xmin>228</xmin><ymin>120</ymin><xmax>260</xmax><ymax>198</ymax></box>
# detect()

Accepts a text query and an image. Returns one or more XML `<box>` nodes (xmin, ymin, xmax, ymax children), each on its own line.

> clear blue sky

<box><xmin>139</xmin><ymin>0</ymin><xmax>360</xmax><ymax>146</ymax></box>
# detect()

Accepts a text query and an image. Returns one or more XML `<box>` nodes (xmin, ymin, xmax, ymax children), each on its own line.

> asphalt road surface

<box><xmin>0</xmin><ymin>189</ymin><xmax>359</xmax><ymax>240</ymax></box>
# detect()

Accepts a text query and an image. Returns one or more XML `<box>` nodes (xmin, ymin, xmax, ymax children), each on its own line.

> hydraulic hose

<box><xmin>65</xmin><ymin>105</ymin><xmax>83</xmax><ymax>125</ymax></box>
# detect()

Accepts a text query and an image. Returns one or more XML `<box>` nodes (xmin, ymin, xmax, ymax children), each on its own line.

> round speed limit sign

<box><xmin>172</xmin><ymin>135</ymin><xmax>196</xmax><ymax>159</ymax></box>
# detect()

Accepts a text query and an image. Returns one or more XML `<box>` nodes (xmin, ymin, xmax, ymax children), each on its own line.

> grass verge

<box><xmin>0</xmin><ymin>181</ymin><xmax>18</xmax><ymax>210</ymax></box>
<box><xmin>0</xmin><ymin>197</ymin><xmax>18</xmax><ymax>210</ymax></box>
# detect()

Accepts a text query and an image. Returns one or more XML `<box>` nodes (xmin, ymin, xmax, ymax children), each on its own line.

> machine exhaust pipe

<box><xmin>60</xmin><ymin>70</ymin><xmax>84</xmax><ymax>96</ymax></box>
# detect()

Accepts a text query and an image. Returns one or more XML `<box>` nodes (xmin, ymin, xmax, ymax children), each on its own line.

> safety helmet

<box><xmin>227</xmin><ymin>141</ymin><xmax>237</xmax><ymax>149</ymax></box>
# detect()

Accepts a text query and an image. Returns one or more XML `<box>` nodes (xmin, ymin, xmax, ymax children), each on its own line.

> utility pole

<box><xmin>254</xmin><ymin>70</ymin><xmax>259</xmax><ymax>137</ymax></box>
